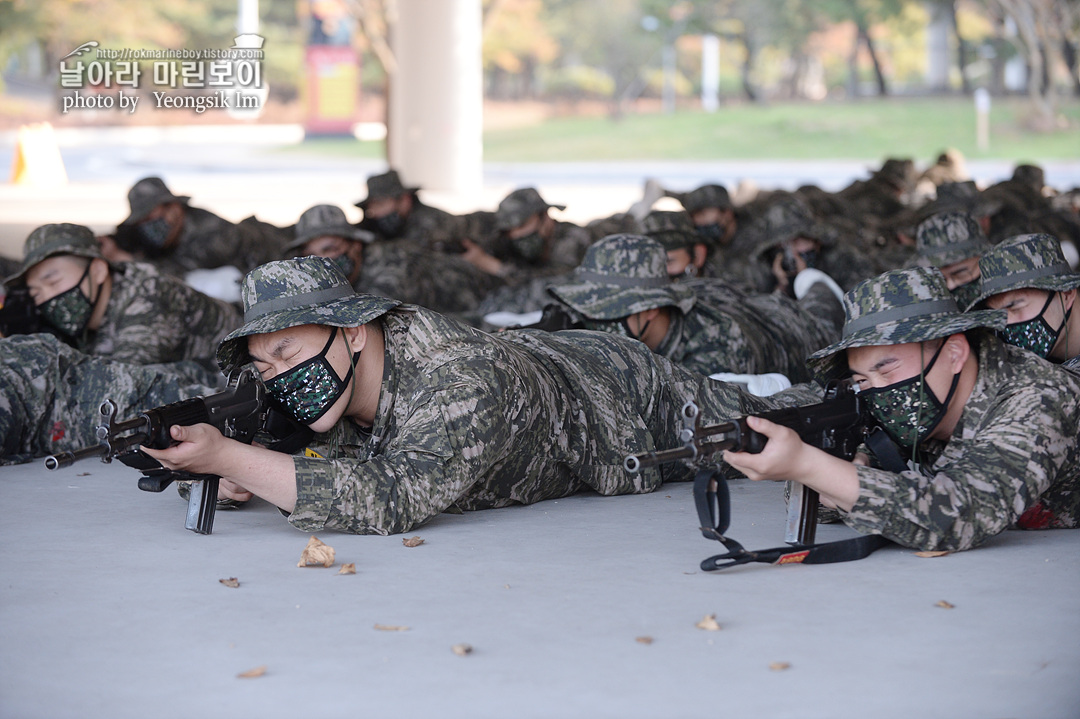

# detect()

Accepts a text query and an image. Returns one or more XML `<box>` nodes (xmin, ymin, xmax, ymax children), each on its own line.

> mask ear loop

<box><xmin>1056</xmin><ymin>291</ymin><xmax>1072</xmax><ymax>359</ymax></box>
<box><xmin>913</xmin><ymin>342</ymin><xmax>928</xmax><ymax>467</ymax></box>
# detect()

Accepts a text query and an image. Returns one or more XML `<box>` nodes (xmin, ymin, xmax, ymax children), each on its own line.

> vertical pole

<box><xmin>702</xmin><ymin>34</ymin><xmax>719</xmax><ymax>113</ymax></box>
<box><xmin>974</xmin><ymin>87</ymin><xmax>990</xmax><ymax>151</ymax></box>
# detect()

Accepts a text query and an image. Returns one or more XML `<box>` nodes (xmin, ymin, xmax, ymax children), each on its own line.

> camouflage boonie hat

<box><xmin>807</xmin><ymin>267</ymin><xmax>1007</xmax><ymax>381</ymax></box>
<box><xmin>216</xmin><ymin>256</ymin><xmax>400</xmax><ymax>370</ymax></box>
<box><xmin>285</xmin><ymin>205</ymin><xmax>375</xmax><ymax>253</ymax></box>
<box><xmin>754</xmin><ymin>199</ymin><xmax>836</xmax><ymax>257</ymax></box>
<box><xmin>354</xmin><ymin>170</ymin><xmax>419</xmax><ymax>209</ymax></box>
<box><xmin>870</xmin><ymin>157</ymin><xmax>915</xmax><ymax>191</ymax></box>
<box><xmin>5</xmin><ymin>223</ymin><xmax>104</xmax><ymax>284</ymax></box>
<box><xmin>642</xmin><ymin>210</ymin><xmax>698</xmax><ymax>251</ymax></box>
<box><xmin>913</xmin><ymin>211</ymin><xmax>991</xmax><ymax>269</ymax></box>
<box><xmin>121</xmin><ymin>177</ymin><xmax>190</xmax><ymax>226</ymax></box>
<box><xmin>495</xmin><ymin>187</ymin><xmax>566</xmax><ymax>231</ymax></box>
<box><xmin>546</xmin><ymin>234</ymin><xmax>695</xmax><ymax>320</ymax></box>
<box><xmin>664</xmin><ymin>184</ymin><xmax>732</xmax><ymax>215</ymax></box>
<box><xmin>969</xmin><ymin>233</ymin><xmax>1080</xmax><ymax>309</ymax></box>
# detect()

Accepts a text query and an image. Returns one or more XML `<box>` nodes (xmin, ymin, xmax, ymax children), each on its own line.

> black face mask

<box><xmin>371</xmin><ymin>212</ymin><xmax>405</xmax><ymax>238</ymax></box>
<box><xmin>696</xmin><ymin>223</ymin><xmax>724</xmax><ymax>244</ymax></box>
<box><xmin>138</xmin><ymin>217</ymin><xmax>173</xmax><ymax>251</ymax></box>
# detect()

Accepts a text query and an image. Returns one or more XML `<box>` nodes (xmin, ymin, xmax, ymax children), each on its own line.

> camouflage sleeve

<box><xmin>1</xmin><ymin>334</ymin><xmax>218</xmax><ymax>463</ymax></box>
<box><xmin>842</xmin><ymin>377</ymin><xmax>1078</xmax><ymax>551</ymax></box>
<box><xmin>287</xmin><ymin>380</ymin><xmax>509</xmax><ymax>535</ymax></box>
<box><xmin>97</xmin><ymin>274</ymin><xmax>189</xmax><ymax>364</ymax></box>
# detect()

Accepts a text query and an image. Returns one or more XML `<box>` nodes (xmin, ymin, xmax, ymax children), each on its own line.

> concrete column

<box><xmin>388</xmin><ymin>0</ymin><xmax>483</xmax><ymax>194</ymax></box>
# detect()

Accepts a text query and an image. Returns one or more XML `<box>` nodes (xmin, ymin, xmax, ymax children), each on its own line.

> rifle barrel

<box><xmin>44</xmin><ymin>443</ymin><xmax>110</xmax><ymax>470</ymax></box>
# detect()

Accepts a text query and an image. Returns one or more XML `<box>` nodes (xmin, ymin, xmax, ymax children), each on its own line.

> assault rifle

<box><xmin>625</xmin><ymin>380</ymin><xmax>904</xmax><ymax>570</ymax></box>
<box><xmin>44</xmin><ymin>368</ymin><xmax>312</xmax><ymax>535</ymax></box>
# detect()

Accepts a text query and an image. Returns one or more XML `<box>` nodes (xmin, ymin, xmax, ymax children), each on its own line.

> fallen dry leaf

<box><xmin>77</xmin><ymin>472</ymin><xmax>90</xmax><ymax>477</ymax></box>
<box><xmin>338</xmin><ymin>563</ymin><xmax>356</xmax><ymax>575</ymax></box>
<box><xmin>402</xmin><ymin>536</ymin><xmax>424</xmax><ymax>547</ymax></box>
<box><xmin>695</xmin><ymin>614</ymin><xmax>722</xmax><ymax>631</ymax></box>
<box><xmin>219</xmin><ymin>577</ymin><xmax>240</xmax><ymax>588</ymax></box>
<box><xmin>936</xmin><ymin>600</ymin><xmax>955</xmax><ymax>609</ymax></box>
<box><xmin>374</xmin><ymin>624</ymin><xmax>410</xmax><ymax>632</ymax></box>
<box><xmin>769</xmin><ymin>662</ymin><xmax>791</xmax><ymax>671</ymax></box>
<box><xmin>237</xmin><ymin>665</ymin><xmax>267</xmax><ymax>679</ymax></box>
<box><xmin>451</xmin><ymin>643</ymin><xmax>473</xmax><ymax>656</ymax></box>
<box><xmin>915</xmin><ymin>550</ymin><xmax>950</xmax><ymax>558</ymax></box>
<box><xmin>635</xmin><ymin>636</ymin><xmax>654</xmax><ymax>645</ymax></box>
<box><xmin>297</xmin><ymin>535</ymin><xmax>335</xmax><ymax>568</ymax></box>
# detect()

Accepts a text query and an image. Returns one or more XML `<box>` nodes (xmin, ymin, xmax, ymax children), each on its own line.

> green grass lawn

<box><xmin>285</xmin><ymin>96</ymin><xmax>1080</xmax><ymax>162</ymax></box>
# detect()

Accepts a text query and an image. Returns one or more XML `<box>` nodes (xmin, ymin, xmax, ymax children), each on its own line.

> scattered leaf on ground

<box><xmin>402</xmin><ymin>536</ymin><xmax>424</xmax><ymax>547</ymax></box>
<box><xmin>635</xmin><ymin>636</ymin><xmax>654</xmax><ymax>645</ymax></box>
<box><xmin>297</xmin><ymin>535</ymin><xmax>335</xmax><ymax>568</ymax></box>
<box><xmin>936</xmin><ymin>600</ymin><xmax>955</xmax><ymax>609</ymax></box>
<box><xmin>219</xmin><ymin>577</ymin><xmax>240</xmax><ymax>588</ymax></box>
<box><xmin>503</xmin><ymin>584</ymin><xmax>511</xmax><ymax>589</ymax></box>
<box><xmin>769</xmin><ymin>662</ymin><xmax>791</xmax><ymax>671</ymax></box>
<box><xmin>237</xmin><ymin>665</ymin><xmax>267</xmax><ymax>679</ymax></box>
<box><xmin>77</xmin><ymin>472</ymin><xmax>90</xmax><ymax>477</ymax></box>
<box><xmin>695</xmin><ymin>614</ymin><xmax>722</xmax><ymax>631</ymax></box>
<box><xmin>451</xmin><ymin>643</ymin><xmax>473</xmax><ymax>656</ymax></box>
<box><xmin>915</xmin><ymin>550</ymin><xmax>950</xmax><ymax>558</ymax></box>
<box><xmin>374</xmin><ymin>624</ymin><xmax>410</xmax><ymax>632</ymax></box>
<box><xmin>338</xmin><ymin>563</ymin><xmax>356</xmax><ymax>575</ymax></box>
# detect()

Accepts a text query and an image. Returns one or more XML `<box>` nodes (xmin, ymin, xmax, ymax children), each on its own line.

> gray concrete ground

<box><xmin>1</xmin><ymin>457</ymin><xmax>1078</xmax><ymax>719</ymax></box>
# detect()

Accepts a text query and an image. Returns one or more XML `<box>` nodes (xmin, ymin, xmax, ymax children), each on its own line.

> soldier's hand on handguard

<box><xmin>722</xmin><ymin>416</ymin><xmax>809</xmax><ymax>482</ymax></box>
<box><xmin>140</xmin><ymin>422</ymin><xmax>231</xmax><ymax>476</ymax></box>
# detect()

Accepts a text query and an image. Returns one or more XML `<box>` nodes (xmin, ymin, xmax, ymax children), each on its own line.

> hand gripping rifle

<box><xmin>625</xmin><ymin>381</ymin><xmax>903</xmax><ymax>570</ymax></box>
<box><xmin>44</xmin><ymin>367</ymin><xmax>312</xmax><ymax>535</ymax></box>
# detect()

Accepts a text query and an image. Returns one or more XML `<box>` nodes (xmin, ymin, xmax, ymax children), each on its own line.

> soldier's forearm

<box><xmin>217</xmin><ymin>443</ymin><xmax>299</xmax><ymax>512</ymax></box>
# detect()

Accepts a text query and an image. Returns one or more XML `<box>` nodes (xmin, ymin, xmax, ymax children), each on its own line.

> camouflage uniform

<box><xmin>7</xmin><ymin>224</ymin><xmax>241</xmax><ymax>368</ymax></box>
<box><xmin>0</xmin><ymin>334</ymin><xmax>219</xmax><ymax>464</ymax></box>
<box><xmin>119</xmin><ymin>176</ymin><xmax>290</xmax><ymax>277</ymax></box>
<box><xmin>807</xmin><ymin>267</ymin><xmax>1080</xmax><ymax>551</ymax></box>
<box><xmin>642</xmin><ymin>210</ymin><xmax>717</xmax><ymax>280</ymax></box>
<box><xmin>484</xmin><ymin>187</ymin><xmax>593</xmax><ymax>283</ymax></box>
<box><xmin>354</xmin><ymin>170</ymin><xmax>465</xmax><ymax>250</ymax></box>
<box><xmin>910</xmin><ymin>211</ymin><xmax>992</xmax><ymax>309</ymax></box>
<box><xmin>546</xmin><ymin>234</ymin><xmax>842</xmax><ymax>381</ymax></box>
<box><xmin>215</xmin><ymin>256</ymin><xmax>813</xmax><ymax>536</ymax></box>
<box><xmin>969</xmin><ymin>232</ymin><xmax>1080</xmax><ymax>369</ymax></box>
<box><xmin>285</xmin><ymin>204</ymin><xmax>502</xmax><ymax>315</ymax></box>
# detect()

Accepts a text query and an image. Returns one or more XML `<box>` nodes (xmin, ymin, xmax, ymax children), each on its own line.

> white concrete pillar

<box><xmin>388</xmin><ymin>0</ymin><xmax>483</xmax><ymax>194</ymax></box>
<box><xmin>925</xmin><ymin>1</ymin><xmax>951</xmax><ymax>91</ymax></box>
<box><xmin>701</xmin><ymin>34</ymin><xmax>720</xmax><ymax>113</ymax></box>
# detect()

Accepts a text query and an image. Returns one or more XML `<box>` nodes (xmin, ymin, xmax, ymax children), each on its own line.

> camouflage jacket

<box><xmin>357</xmin><ymin>241</ymin><xmax>504</xmax><ymax>315</ymax></box>
<box><xmin>363</xmin><ymin>200</ymin><xmax>465</xmax><ymax>249</ymax></box>
<box><xmin>487</xmin><ymin>221</ymin><xmax>593</xmax><ymax>285</ymax></box>
<box><xmin>678</xmin><ymin>279</ymin><xmax>843</xmax><ymax>382</ymax></box>
<box><xmin>285</xmin><ymin>306</ymin><xmax>806</xmax><ymax>535</ymax></box>
<box><xmin>843</xmin><ymin>336</ymin><xmax>1080</xmax><ymax>551</ymax></box>
<box><xmin>0</xmin><ymin>334</ymin><xmax>219</xmax><ymax>464</ymax></box>
<box><xmin>80</xmin><ymin>262</ymin><xmax>241</xmax><ymax>368</ymax></box>
<box><xmin>148</xmin><ymin>208</ymin><xmax>290</xmax><ymax>277</ymax></box>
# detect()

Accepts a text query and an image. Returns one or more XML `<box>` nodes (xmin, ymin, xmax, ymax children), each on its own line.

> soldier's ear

<box><xmin>89</xmin><ymin>257</ymin><xmax>110</xmax><ymax>284</ymax></box>
<box><xmin>692</xmin><ymin>243</ymin><xmax>708</xmax><ymax>268</ymax></box>
<box><xmin>944</xmin><ymin>333</ymin><xmax>970</xmax><ymax>373</ymax></box>
<box><xmin>343</xmin><ymin>324</ymin><xmax>369</xmax><ymax>354</ymax></box>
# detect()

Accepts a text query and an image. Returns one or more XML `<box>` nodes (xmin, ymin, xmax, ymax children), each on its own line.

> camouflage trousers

<box><xmin>0</xmin><ymin>334</ymin><xmax>220</xmax><ymax>464</ymax></box>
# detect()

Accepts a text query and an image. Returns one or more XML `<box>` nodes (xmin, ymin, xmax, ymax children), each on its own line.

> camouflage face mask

<box><xmin>37</xmin><ymin>262</ymin><xmax>97</xmax><ymax>339</ymax></box>
<box><xmin>138</xmin><ymin>217</ymin><xmax>172</xmax><ymax>250</ymax></box>
<box><xmin>950</xmin><ymin>280</ymin><xmax>980</xmax><ymax>311</ymax></box>
<box><xmin>265</xmin><ymin>327</ymin><xmax>356</xmax><ymax>425</ymax></box>
<box><xmin>580</xmin><ymin>316</ymin><xmax>651</xmax><ymax>342</ymax></box>
<box><xmin>999</xmin><ymin>292</ymin><xmax>1068</xmax><ymax>359</ymax></box>
<box><xmin>859</xmin><ymin>342</ymin><xmax>960</xmax><ymax>450</ymax></box>
<box><xmin>510</xmin><ymin>231</ymin><xmax>545</xmax><ymax>263</ymax></box>
<box><xmin>371</xmin><ymin>211</ymin><xmax>405</xmax><ymax>238</ymax></box>
<box><xmin>331</xmin><ymin>253</ymin><xmax>356</xmax><ymax>281</ymax></box>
